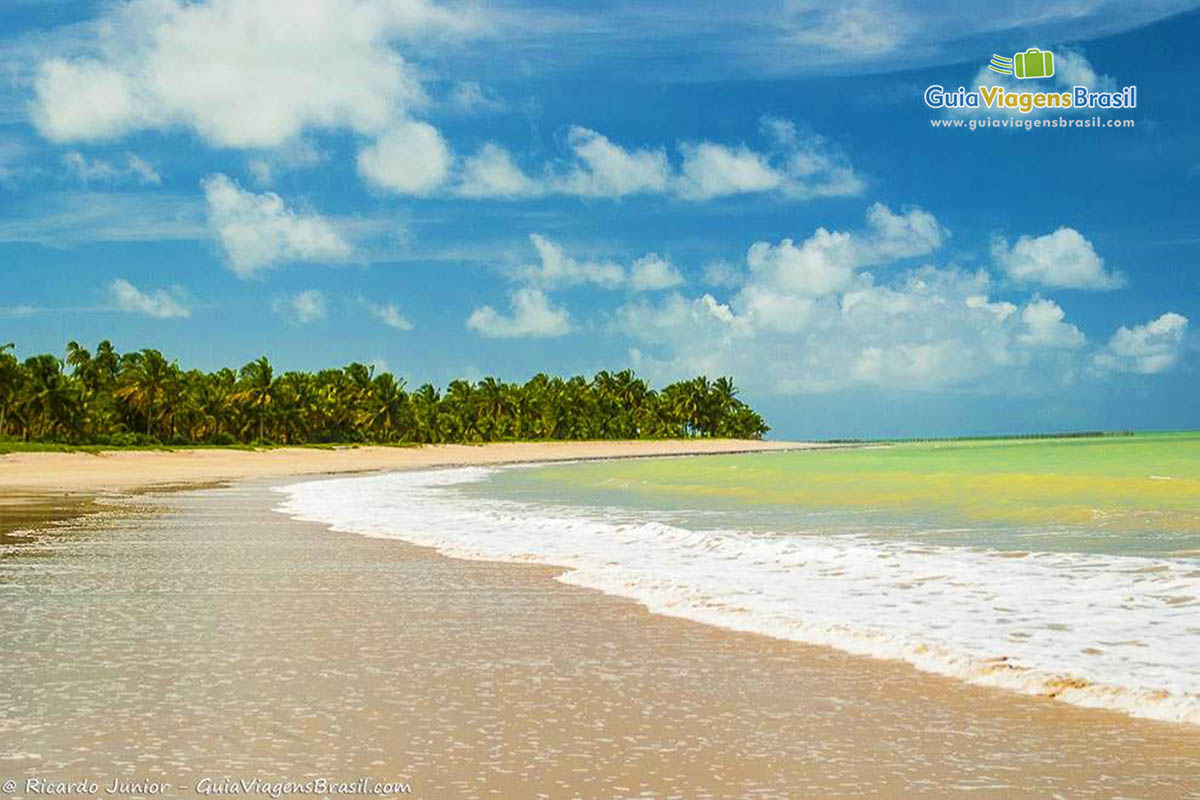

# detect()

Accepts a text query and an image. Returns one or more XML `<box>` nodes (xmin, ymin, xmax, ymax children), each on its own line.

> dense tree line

<box><xmin>0</xmin><ymin>341</ymin><xmax>769</xmax><ymax>446</ymax></box>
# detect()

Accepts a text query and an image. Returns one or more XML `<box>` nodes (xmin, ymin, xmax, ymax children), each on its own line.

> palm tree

<box><xmin>0</xmin><ymin>343</ymin><xmax>19</xmax><ymax>437</ymax></box>
<box><xmin>360</xmin><ymin>373</ymin><xmax>410</xmax><ymax>442</ymax></box>
<box><xmin>410</xmin><ymin>383</ymin><xmax>442</xmax><ymax>443</ymax></box>
<box><xmin>93</xmin><ymin>340</ymin><xmax>119</xmax><ymax>387</ymax></box>
<box><xmin>20</xmin><ymin>354</ymin><xmax>81</xmax><ymax>440</ymax></box>
<box><xmin>0</xmin><ymin>339</ymin><xmax>769</xmax><ymax>445</ymax></box>
<box><xmin>232</xmin><ymin>356</ymin><xmax>275</xmax><ymax>442</ymax></box>
<box><xmin>442</xmin><ymin>380</ymin><xmax>478</xmax><ymax>442</ymax></box>
<box><xmin>476</xmin><ymin>377</ymin><xmax>513</xmax><ymax>441</ymax></box>
<box><xmin>114</xmin><ymin>349</ymin><xmax>175</xmax><ymax>438</ymax></box>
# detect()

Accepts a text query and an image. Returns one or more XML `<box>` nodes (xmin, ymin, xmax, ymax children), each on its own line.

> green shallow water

<box><xmin>470</xmin><ymin>432</ymin><xmax>1200</xmax><ymax>557</ymax></box>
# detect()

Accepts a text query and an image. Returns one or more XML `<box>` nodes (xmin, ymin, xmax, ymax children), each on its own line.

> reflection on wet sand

<box><xmin>0</xmin><ymin>494</ymin><xmax>101</xmax><ymax>545</ymax></box>
<box><xmin>1</xmin><ymin>482</ymin><xmax>1198</xmax><ymax>799</ymax></box>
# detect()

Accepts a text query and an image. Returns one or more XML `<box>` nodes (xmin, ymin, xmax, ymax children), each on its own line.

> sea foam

<box><xmin>275</xmin><ymin>467</ymin><xmax>1200</xmax><ymax>725</ymax></box>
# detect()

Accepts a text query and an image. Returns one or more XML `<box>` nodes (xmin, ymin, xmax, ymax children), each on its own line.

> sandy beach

<box><xmin>0</xmin><ymin>439</ymin><xmax>809</xmax><ymax>494</ymax></box>
<box><xmin>4</xmin><ymin>441</ymin><xmax>1200</xmax><ymax>798</ymax></box>
<box><xmin>2</xmin><ymin>477</ymin><xmax>1199</xmax><ymax>799</ymax></box>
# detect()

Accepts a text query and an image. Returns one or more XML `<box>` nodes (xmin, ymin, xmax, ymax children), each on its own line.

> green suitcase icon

<box><xmin>1014</xmin><ymin>48</ymin><xmax>1054</xmax><ymax>79</ymax></box>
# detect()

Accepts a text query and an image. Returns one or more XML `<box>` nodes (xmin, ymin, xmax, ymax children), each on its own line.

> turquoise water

<box><xmin>465</xmin><ymin>450</ymin><xmax>1200</xmax><ymax>558</ymax></box>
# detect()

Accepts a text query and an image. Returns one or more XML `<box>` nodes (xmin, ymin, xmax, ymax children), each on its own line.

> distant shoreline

<box><xmin>0</xmin><ymin>438</ymin><xmax>820</xmax><ymax>495</ymax></box>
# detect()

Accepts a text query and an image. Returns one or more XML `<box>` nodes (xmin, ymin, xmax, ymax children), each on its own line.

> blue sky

<box><xmin>1</xmin><ymin>0</ymin><xmax>1197</xmax><ymax>438</ymax></box>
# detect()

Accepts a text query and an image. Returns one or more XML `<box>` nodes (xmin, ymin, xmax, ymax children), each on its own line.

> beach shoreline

<box><xmin>3</xmin><ymin>479</ymin><xmax>1198</xmax><ymax>798</ymax></box>
<box><xmin>0</xmin><ymin>438</ymin><xmax>815</xmax><ymax>496</ymax></box>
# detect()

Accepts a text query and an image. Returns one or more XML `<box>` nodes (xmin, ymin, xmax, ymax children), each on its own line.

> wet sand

<box><xmin>0</xmin><ymin>493</ymin><xmax>100</xmax><ymax>542</ymax></box>
<box><xmin>2</xmin><ymin>481</ymin><xmax>1198</xmax><ymax>799</ymax></box>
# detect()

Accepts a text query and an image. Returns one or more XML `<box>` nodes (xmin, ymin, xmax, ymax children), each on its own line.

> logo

<box><xmin>989</xmin><ymin>48</ymin><xmax>1056</xmax><ymax>79</ymax></box>
<box><xmin>923</xmin><ymin>48</ymin><xmax>1136</xmax><ymax>115</ymax></box>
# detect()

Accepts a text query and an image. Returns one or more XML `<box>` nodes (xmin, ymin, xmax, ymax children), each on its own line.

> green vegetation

<box><xmin>0</xmin><ymin>340</ymin><xmax>768</xmax><ymax>448</ymax></box>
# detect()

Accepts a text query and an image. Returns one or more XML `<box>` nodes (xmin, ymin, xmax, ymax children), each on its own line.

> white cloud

<box><xmin>357</xmin><ymin>120</ymin><xmax>452</xmax><ymax>195</ymax></box>
<box><xmin>613</xmin><ymin>204</ymin><xmax>1112</xmax><ymax>395</ymax></box>
<box><xmin>109</xmin><ymin>278</ymin><xmax>190</xmax><ymax>318</ymax></box>
<box><xmin>456</xmin><ymin>143</ymin><xmax>537</xmax><ymax>198</ymax></box>
<box><xmin>1018</xmin><ymin>296</ymin><xmax>1085</xmax><ymax>348</ymax></box>
<box><xmin>746</xmin><ymin>230</ymin><xmax>859</xmax><ymax>298</ymax></box>
<box><xmin>548</xmin><ymin>126</ymin><xmax>671</xmax><ymax>198</ymax></box>
<box><xmin>760</xmin><ymin>116</ymin><xmax>865</xmax><ymax>199</ymax></box>
<box><xmin>992</xmin><ymin>226</ymin><xmax>1123</xmax><ymax>290</ymax></box>
<box><xmin>512</xmin><ymin>233</ymin><xmax>626</xmax><ymax>289</ymax></box>
<box><xmin>1094</xmin><ymin>312</ymin><xmax>1189</xmax><ymax>374</ymax></box>
<box><xmin>273</xmin><ymin>290</ymin><xmax>327</xmax><ymax>324</ymax></box>
<box><xmin>860</xmin><ymin>201</ymin><xmax>945</xmax><ymax>261</ymax></box>
<box><xmin>31</xmin><ymin>0</ymin><xmax>483</xmax><ymax>147</ymax></box>
<box><xmin>675</xmin><ymin>142</ymin><xmax>780</xmax><ymax>200</ymax></box>
<box><xmin>202</xmin><ymin>173</ymin><xmax>352</xmax><ymax>277</ymax></box>
<box><xmin>467</xmin><ymin>287</ymin><xmax>570</xmax><ymax>338</ymax></box>
<box><xmin>966</xmin><ymin>294</ymin><xmax>1017</xmax><ymax>321</ymax></box>
<box><xmin>455</xmin><ymin>118</ymin><xmax>862</xmax><ymax>203</ymax></box>
<box><xmin>126</xmin><ymin>154</ymin><xmax>161</xmax><ymax>185</ymax></box>
<box><xmin>506</xmin><ymin>234</ymin><xmax>684</xmax><ymax>293</ymax></box>
<box><xmin>369</xmin><ymin>302</ymin><xmax>415</xmax><ymax>330</ymax></box>
<box><xmin>63</xmin><ymin>152</ymin><xmax>161</xmax><ymax>185</ymax></box>
<box><xmin>744</xmin><ymin>202</ymin><xmax>944</xmax><ymax>300</ymax></box>
<box><xmin>629</xmin><ymin>254</ymin><xmax>685</xmax><ymax>291</ymax></box>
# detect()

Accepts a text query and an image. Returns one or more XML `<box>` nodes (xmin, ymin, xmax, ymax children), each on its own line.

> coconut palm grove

<box><xmin>0</xmin><ymin>341</ymin><xmax>768</xmax><ymax>446</ymax></box>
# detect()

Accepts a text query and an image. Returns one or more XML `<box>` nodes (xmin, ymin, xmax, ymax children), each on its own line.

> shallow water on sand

<box><xmin>279</xmin><ymin>438</ymin><xmax>1200</xmax><ymax>726</ymax></box>
<box><xmin>3</xmin><ymin>482</ymin><xmax>1200</xmax><ymax>798</ymax></box>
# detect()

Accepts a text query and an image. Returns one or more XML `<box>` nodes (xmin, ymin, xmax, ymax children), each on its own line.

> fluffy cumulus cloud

<box><xmin>456</xmin><ymin>142</ymin><xmax>537</xmax><ymax>198</ymax></box>
<box><xmin>1017</xmin><ymin>296</ymin><xmax>1086</xmax><ymax>348</ymax></box>
<box><xmin>674</xmin><ymin>142</ymin><xmax>780</xmax><ymax>200</ymax></box>
<box><xmin>992</xmin><ymin>226</ymin><xmax>1123</xmax><ymax>290</ymax></box>
<box><xmin>629</xmin><ymin>254</ymin><xmax>685</xmax><ymax>291</ymax></box>
<box><xmin>1094</xmin><ymin>312</ymin><xmax>1189</xmax><ymax>374</ymax></box>
<box><xmin>453</xmin><ymin>117</ymin><xmax>862</xmax><ymax>202</ymax></box>
<box><xmin>109</xmin><ymin>278</ymin><xmax>190</xmax><ymax>318</ymax></box>
<box><xmin>31</xmin><ymin>0</ymin><xmax>482</xmax><ymax>147</ymax></box>
<box><xmin>614</xmin><ymin>204</ymin><xmax>1186</xmax><ymax>395</ymax></box>
<box><xmin>742</xmin><ymin>202</ymin><xmax>945</xmax><ymax>305</ymax></box>
<box><xmin>466</xmin><ymin>234</ymin><xmax>687</xmax><ymax>338</ymax></box>
<box><xmin>467</xmin><ymin>287</ymin><xmax>570</xmax><ymax>338</ymax></box>
<box><xmin>202</xmin><ymin>173</ymin><xmax>352</xmax><ymax>277</ymax></box>
<box><xmin>356</xmin><ymin>120</ymin><xmax>452</xmax><ymax>195</ymax></box>
<box><xmin>506</xmin><ymin>233</ymin><xmax>683</xmax><ymax>293</ymax></box>
<box><xmin>513</xmin><ymin>234</ymin><xmax>626</xmax><ymax>289</ymax></box>
<box><xmin>273</xmin><ymin>290</ymin><xmax>328</xmax><ymax>324</ymax></box>
<box><xmin>548</xmin><ymin>127</ymin><xmax>672</xmax><ymax>198</ymax></box>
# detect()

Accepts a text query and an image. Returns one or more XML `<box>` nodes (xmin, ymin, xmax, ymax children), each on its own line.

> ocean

<box><xmin>276</xmin><ymin>434</ymin><xmax>1200</xmax><ymax>726</ymax></box>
